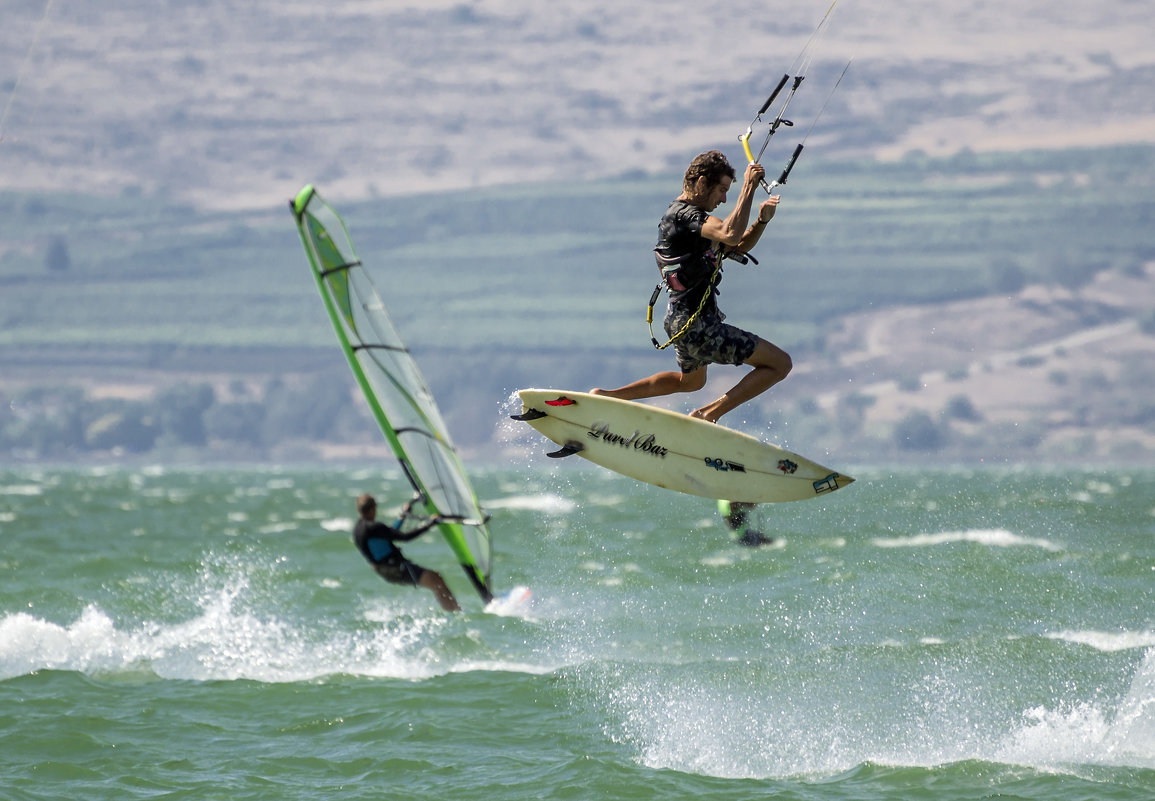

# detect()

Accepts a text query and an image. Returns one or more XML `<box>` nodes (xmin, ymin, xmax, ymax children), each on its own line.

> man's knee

<box><xmin>778</xmin><ymin>351</ymin><xmax>793</xmax><ymax>376</ymax></box>
<box><xmin>748</xmin><ymin>341</ymin><xmax>791</xmax><ymax>374</ymax></box>
<box><xmin>679</xmin><ymin>369</ymin><xmax>707</xmax><ymax>392</ymax></box>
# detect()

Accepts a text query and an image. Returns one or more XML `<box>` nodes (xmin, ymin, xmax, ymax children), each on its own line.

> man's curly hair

<box><xmin>682</xmin><ymin>150</ymin><xmax>736</xmax><ymax>193</ymax></box>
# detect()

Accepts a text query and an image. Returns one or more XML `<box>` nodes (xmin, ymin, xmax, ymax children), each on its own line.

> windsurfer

<box><xmin>591</xmin><ymin>151</ymin><xmax>792</xmax><ymax>423</ymax></box>
<box><xmin>353</xmin><ymin>493</ymin><xmax>461</xmax><ymax>612</ymax></box>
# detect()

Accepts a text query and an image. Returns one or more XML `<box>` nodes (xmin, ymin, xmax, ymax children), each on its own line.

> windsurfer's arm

<box><xmin>411</xmin><ymin>516</ymin><xmax>442</xmax><ymax>537</ymax></box>
<box><xmin>389</xmin><ymin>515</ymin><xmax>443</xmax><ymax>542</ymax></box>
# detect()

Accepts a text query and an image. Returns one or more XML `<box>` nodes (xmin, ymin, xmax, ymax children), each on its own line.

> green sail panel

<box><xmin>291</xmin><ymin>185</ymin><xmax>492</xmax><ymax>603</ymax></box>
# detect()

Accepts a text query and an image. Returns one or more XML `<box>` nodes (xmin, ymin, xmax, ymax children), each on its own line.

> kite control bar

<box><xmin>740</xmin><ymin>73</ymin><xmax>801</xmax><ymax>193</ymax></box>
<box><xmin>738</xmin><ymin>0</ymin><xmax>848</xmax><ymax>194</ymax></box>
<box><xmin>740</xmin><ymin>62</ymin><xmax>849</xmax><ymax>194</ymax></box>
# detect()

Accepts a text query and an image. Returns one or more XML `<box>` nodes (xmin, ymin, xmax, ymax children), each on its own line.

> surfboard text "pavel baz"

<box><xmin>586</xmin><ymin>422</ymin><xmax>669</xmax><ymax>458</ymax></box>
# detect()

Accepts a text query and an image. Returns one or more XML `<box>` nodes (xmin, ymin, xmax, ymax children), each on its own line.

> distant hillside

<box><xmin>813</xmin><ymin>266</ymin><xmax>1155</xmax><ymax>462</ymax></box>
<box><xmin>3</xmin><ymin>146</ymin><xmax>1151</xmax><ymax>352</ymax></box>
<box><xmin>1</xmin><ymin>147</ymin><xmax>1153</xmax><ymax>463</ymax></box>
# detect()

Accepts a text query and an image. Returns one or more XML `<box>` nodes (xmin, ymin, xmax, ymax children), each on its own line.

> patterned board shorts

<box><xmin>665</xmin><ymin>308</ymin><xmax>758</xmax><ymax>374</ymax></box>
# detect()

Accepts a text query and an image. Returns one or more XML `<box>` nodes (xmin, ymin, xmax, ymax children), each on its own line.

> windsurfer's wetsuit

<box><xmin>353</xmin><ymin>515</ymin><xmax>436</xmax><ymax>585</ymax></box>
<box><xmin>656</xmin><ymin>199</ymin><xmax>757</xmax><ymax>373</ymax></box>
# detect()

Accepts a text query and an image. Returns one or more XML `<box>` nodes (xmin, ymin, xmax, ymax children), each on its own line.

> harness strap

<box><xmin>647</xmin><ymin>251</ymin><xmax>722</xmax><ymax>350</ymax></box>
<box><xmin>647</xmin><ymin>244</ymin><xmax>757</xmax><ymax>350</ymax></box>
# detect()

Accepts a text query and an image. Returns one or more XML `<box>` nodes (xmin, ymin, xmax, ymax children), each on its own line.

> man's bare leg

<box><xmin>419</xmin><ymin>570</ymin><xmax>461</xmax><ymax>612</ymax></box>
<box><xmin>690</xmin><ymin>339</ymin><xmax>792</xmax><ymax>423</ymax></box>
<box><xmin>591</xmin><ymin>367</ymin><xmax>707</xmax><ymax>401</ymax></box>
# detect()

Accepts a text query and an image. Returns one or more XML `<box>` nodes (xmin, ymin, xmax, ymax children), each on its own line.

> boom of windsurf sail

<box><xmin>290</xmin><ymin>185</ymin><xmax>493</xmax><ymax>604</ymax></box>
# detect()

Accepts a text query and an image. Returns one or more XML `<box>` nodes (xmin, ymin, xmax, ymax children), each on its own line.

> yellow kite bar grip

<box><xmin>740</xmin><ymin>130</ymin><xmax>773</xmax><ymax>194</ymax></box>
<box><xmin>740</xmin><ymin>130</ymin><xmax>756</xmax><ymax>166</ymax></box>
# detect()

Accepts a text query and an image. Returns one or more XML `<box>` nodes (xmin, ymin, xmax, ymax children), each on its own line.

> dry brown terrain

<box><xmin>814</xmin><ymin>264</ymin><xmax>1155</xmax><ymax>460</ymax></box>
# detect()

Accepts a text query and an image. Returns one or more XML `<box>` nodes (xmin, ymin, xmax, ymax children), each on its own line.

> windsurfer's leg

<box><xmin>690</xmin><ymin>338</ymin><xmax>791</xmax><ymax>423</ymax></box>
<box><xmin>591</xmin><ymin>367</ymin><xmax>706</xmax><ymax>401</ymax></box>
<box><xmin>419</xmin><ymin>570</ymin><xmax>461</xmax><ymax>612</ymax></box>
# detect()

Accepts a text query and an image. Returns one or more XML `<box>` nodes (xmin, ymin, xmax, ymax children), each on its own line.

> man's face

<box><xmin>699</xmin><ymin>175</ymin><xmax>732</xmax><ymax>211</ymax></box>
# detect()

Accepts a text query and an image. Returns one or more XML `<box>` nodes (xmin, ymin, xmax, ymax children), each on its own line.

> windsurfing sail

<box><xmin>290</xmin><ymin>185</ymin><xmax>493</xmax><ymax>604</ymax></box>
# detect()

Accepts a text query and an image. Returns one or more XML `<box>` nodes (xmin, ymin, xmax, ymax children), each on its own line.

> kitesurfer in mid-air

<box><xmin>592</xmin><ymin>150</ymin><xmax>792</xmax><ymax>423</ymax></box>
<box><xmin>353</xmin><ymin>493</ymin><xmax>461</xmax><ymax>612</ymax></box>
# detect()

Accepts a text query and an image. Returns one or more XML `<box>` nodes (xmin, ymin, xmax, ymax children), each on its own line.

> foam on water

<box><xmin>595</xmin><ymin>644</ymin><xmax>1155</xmax><ymax>780</ymax></box>
<box><xmin>995</xmin><ymin>650</ymin><xmax>1155</xmax><ymax>770</ymax></box>
<box><xmin>320</xmin><ymin>515</ymin><xmax>353</xmax><ymax>532</ymax></box>
<box><xmin>0</xmin><ymin>573</ymin><xmax>549</xmax><ymax>684</ymax></box>
<box><xmin>0</xmin><ymin>483</ymin><xmax>44</xmax><ymax>496</ymax></box>
<box><xmin>872</xmin><ymin>528</ymin><xmax>1064</xmax><ymax>552</ymax></box>
<box><xmin>1047</xmin><ymin>629</ymin><xmax>1155</xmax><ymax>653</ymax></box>
<box><xmin>484</xmin><ymin>493</ymin><xmax>577</xmax><ymax>514</ymax></box>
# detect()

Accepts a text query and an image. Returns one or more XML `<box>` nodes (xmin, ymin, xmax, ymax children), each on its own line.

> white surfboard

<box><xmin>513</xmin><ymin>389</ymin><xmax>853</xmax><ymax>504</ymax></box>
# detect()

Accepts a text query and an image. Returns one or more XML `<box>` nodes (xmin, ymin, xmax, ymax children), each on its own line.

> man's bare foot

<box><xmin>689</xmin><ymin>408</ymin><xmax>720</xmax><ymax>424</ymax></box>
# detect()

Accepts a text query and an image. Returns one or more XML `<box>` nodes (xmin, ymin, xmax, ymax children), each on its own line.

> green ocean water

<box><xmin>1</xmin><ymin>462</ymin><xmax>1153</xmax><ymax>800</ymax></box>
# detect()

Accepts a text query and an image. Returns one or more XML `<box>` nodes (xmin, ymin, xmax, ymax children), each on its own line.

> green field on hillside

<box><xmin>1</xmin><ymin>145</ymin><xmax>1152</xmax><ymax>361</ymax></box>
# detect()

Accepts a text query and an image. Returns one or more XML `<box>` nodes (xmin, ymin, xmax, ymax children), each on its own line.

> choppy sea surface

<box><xmin>1</xmin><ymin>462</ymin><xmax>1153</xmax><ymax>800</ymax></box>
